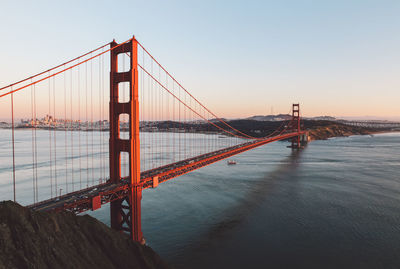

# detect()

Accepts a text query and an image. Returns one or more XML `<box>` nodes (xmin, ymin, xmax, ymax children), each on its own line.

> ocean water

<box><xmin>92</xmin><ymin>132</ymin><xmax>400</xmax><ymax>268</ymax></box>
<box><xmin>0</xmin><ymin>129</ymin><xmax>237</xmax><ymax>204</ymax></box>
<box><xmin>1</xmin><ymin>130</ymin><xmax>399</xmax><ymax>268</ymax></box>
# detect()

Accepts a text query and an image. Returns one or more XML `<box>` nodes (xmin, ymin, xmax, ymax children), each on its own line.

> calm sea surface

<box><xmin>1</xmin><ymin>130</ymin><xmax>399</xmax><ymax>268</ymax></box>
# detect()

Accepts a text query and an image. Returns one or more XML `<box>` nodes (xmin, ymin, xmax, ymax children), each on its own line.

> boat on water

<box><xmin>227</xmin><ymin>160</ymin><xmax>237</xmax><ymax>165</ymax></box>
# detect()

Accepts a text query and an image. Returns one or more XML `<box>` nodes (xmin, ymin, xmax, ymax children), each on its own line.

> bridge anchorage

<box><xmin>1</xmin><ymin>35</ymin><xmax>307</xmax><ymax>244</ymax></box>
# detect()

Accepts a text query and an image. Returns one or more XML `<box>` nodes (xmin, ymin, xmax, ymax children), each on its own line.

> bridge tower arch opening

<box><xmin>109</xmin><ymin>37</ymin><xmax>143</xmax><ymax>243</ymax></box>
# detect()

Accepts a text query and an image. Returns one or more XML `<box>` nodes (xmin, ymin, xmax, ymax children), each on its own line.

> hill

<box><xmin>0</xmin><ymin>201</ymin><xmax>171</xmax><ymax>269</ymax></box>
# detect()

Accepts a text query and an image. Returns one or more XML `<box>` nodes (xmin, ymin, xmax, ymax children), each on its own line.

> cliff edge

<box><xmin>0</xmin><ymin>201</ymin><xmax>171</xmax><ymax>269</ymax></box>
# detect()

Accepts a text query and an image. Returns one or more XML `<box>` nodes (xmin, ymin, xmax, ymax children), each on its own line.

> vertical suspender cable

<box><xmin>70</xmin><ymin>68</ymin><xmax>74</xmax><ymax>191</ymax></box>
<box><xmin>158</xmin><ymin>65</ymin><xmax>160</xmax><ymax>164</ymax></box>
<box><xmin>85</xmin><ymin>60</ymin><xmax>89</xmax><ymax>188</ymax></box>
<box><xmin>53</xmin><ymin>77</ymin><xmax>58</xmax><ymax>197</ymax></box>
<box><xmin>152</xmin><ymin>59</ymin><xmax>154</xmax><ymax>168</ymax></box>
<box><xmin>78</xmin><ymin>62</ymin><xmax>82</xmax><ymax>189</ymax></box>
<box><xmin>48</xmin><ymin>73</ymin><xmax>53</xmax><ymax>198</ymax></box>
<box><xmin>166</xmin><ymin>68</ymin><xmax>169</xmax><ymax>164</ymax></box>
<box><xmin>172</xmin><ymin>79</ymin><xmax>174</xmax><ymax>162</ymax></box>
<box><xmin>31</xmin><ymin>80</ymin><xmax>35</xmax><ymax>203</ymax></box>
<box><xmin>99</xmin><ymin>52</ymin><xmax>106</xmax><ymax>183</ymax></box>
<box><xmin>34</xmin><ymin>84</ymin><xmax>38</xmax><ymax>203</ymax></box>
<box><xmin>64</xmin><ymin>65</ymin><xmax>68</xmax><ymax>194</ymax></box>
<box><xmin>91</xmin><ymin>54</ymin><xmax>94</xmax><ymax>185</ymax></box>
<box><xmin>98</xmin><ymin>56</ymin><xmax>102</xmax><ymax>182</ymax></box>
<box><xmin>11</xmin><ymin>89</ymin><xmax>16</xmax><ymax>202</ymax></box>
<box><xmin>161</xmin><ymin>66</ymin><xmax>163</xmax><ymax>166</ymax></box>
<box><xmin>179</xmin><ymin>85</ymin><xmax>181</xmax><ymax>161</ymax></box>
<box><xmin>101</xmin><ymin>49</ymin><xmax>107</xmax><ymax>178</ymax></box>
<box><xmin>184</xmin><ymin>89</ymin><xmax>186</xmax><ymax>159</ymax></box>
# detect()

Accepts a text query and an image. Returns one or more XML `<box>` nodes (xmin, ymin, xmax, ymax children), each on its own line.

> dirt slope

<box><xmin>0</xmin><ymin>201</ymin><xmax>171</xmax><ymax>269</ymax></box>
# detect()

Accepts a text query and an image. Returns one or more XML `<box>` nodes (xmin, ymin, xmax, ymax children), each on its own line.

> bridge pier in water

<box><xmin>109</xmin><ymin>37</ymin><xmax>143</xmax><ymax>243</ymax></box>
<box><xmin>299</xmin><ymin>133</ymin><xmax>309</xmax><ymax>147</ymax></box>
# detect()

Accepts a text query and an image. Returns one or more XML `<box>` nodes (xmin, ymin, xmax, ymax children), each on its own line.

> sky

<box><xmin>0</xmin><ymin>0</ymin><xmax>399</xmax><ymax>120</ymax></box>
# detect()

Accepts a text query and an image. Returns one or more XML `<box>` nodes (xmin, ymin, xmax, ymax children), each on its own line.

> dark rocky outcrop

<box><xmin>302</xmin><ymin>121</ymin><xmax>380</xmax><ymax>140</ymax></box>
<box><xmin>0</xmin><ymin>201</ymin><xmax>171</xmax><ymax>269</ymax></box>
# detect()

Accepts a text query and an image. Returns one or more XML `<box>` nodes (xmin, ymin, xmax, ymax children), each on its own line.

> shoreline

<box><xmin>1</xmin><ymin>124</ymin><xmax>398</xmax><ymax>142</ymax></box>
<box><xmin>307</xmin><ymin>127</ymin><xmax>398</xmax><ymax>141</ymax></box>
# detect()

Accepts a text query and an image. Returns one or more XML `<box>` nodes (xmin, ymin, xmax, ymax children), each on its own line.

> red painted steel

<box><xmin>11</xmin><ymin>92</ymin><xmax>16</xmax><ymax>202</ymax></box>
<box><xmin>109</xmin><ymin>37</ymin><xmax>143</xmax><ymax>242</ymax></box>
<box><xmin>152</xmin><ymin>176</ymin><xmax>159</xmax><ymax>188</ymax></box>
<box><xmin>91</xmin><ymin>195</ymin><xmax>101</xmax><ymax>211</ymax></box>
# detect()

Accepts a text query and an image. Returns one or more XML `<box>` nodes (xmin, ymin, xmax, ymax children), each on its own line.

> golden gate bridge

<box><xmin>0</xmin><ymin>36</ymin><xmax>306</xmax><ymax>243</ymax></box>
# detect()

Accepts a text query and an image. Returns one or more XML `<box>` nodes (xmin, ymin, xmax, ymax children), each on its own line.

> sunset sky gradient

<box><xmin>0</xmin><ymin>0</ymin><xmax>399</xmax><ymax>120</ymax></box>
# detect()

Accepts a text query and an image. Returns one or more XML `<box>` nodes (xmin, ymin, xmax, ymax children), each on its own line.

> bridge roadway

<box><xmin>29</xmin><ymin>132</ymin><xmax>305</xmax><ymax>214</ymax></box>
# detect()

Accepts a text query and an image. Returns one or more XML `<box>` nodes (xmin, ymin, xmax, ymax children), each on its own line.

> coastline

<box><xmin>306</xmin><ymin>125</ymin><xmax>398</xmax><ymax>141</ymax></box>
<box><xmin>1</xmin><ymin>121</ymin><xmax>398</xmax><ymax>142</ymax></box>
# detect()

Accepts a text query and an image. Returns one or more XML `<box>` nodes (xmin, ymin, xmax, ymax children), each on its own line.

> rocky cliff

<box><xmin>0</xmin><ymin>201</ymin><xmax>171</xmax><ymax>269</ymax></box>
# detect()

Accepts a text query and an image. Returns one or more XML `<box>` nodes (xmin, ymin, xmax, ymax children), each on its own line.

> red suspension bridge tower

<box><xmin>109</xmin><ymin>37</ymin><xmax>143</xmax><ymax>242</ymax></box>
<box><xmin>291</xmin><ymin>103</ymin><xmax>301</xmax><ymax>149</ymax></box>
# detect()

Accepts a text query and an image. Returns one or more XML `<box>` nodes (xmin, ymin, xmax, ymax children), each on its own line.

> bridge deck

<box><xmin>29</xmin><ymin>132</ymin><xmax>305</xmax><ymax>214</ymax></box>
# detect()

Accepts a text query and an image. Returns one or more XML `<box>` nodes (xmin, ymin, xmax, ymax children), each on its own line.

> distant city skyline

<box><xmin>1</xmin><ymin>113</ymin><xmax>399</xmax><ymax>123</ymax></box>
<box><xmin>0</xmin><ymin>0</ymin><xmax>399</xmax><ymax>120</ymax></box>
